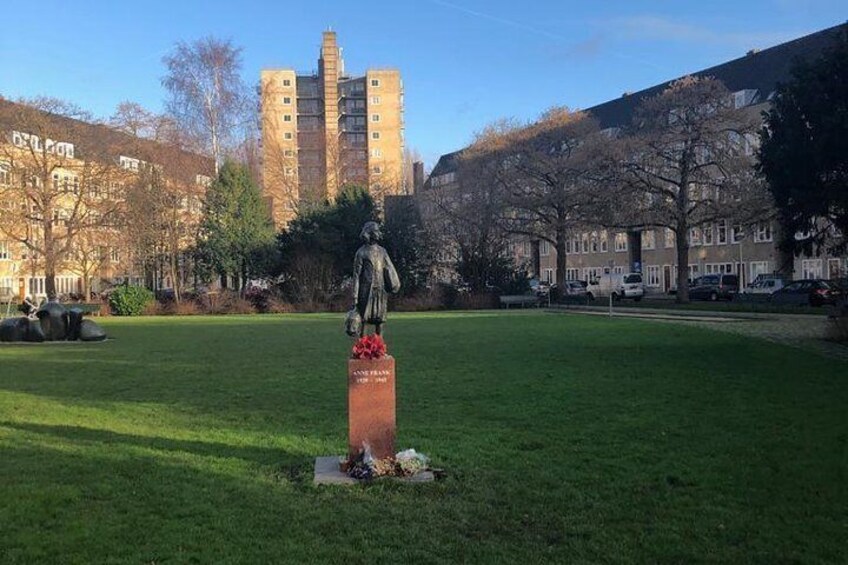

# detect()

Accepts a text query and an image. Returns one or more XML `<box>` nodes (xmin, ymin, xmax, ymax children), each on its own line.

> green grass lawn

<box><xmin>1</xmin><ymin>312</ymin><xmax>846</xmax><ymax>564</ymax></box>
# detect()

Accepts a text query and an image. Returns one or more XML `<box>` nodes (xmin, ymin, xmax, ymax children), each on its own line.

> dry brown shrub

<box><xmin>455</xmin><ymin>292</ymin><xmax>499</xmax><ymax>310</ymax></box>
<box><xmin>265</xmin><ymin>296</ymin><xmax>295</xmax><ymax>314</ymax></box>
<box><xmin>172</xmin><ymin>300</ymin><xmax>201</xmax><ymax>316</ymax></box>
<box><xmin>142</xmin><ymin>301</ymin><xmax>166</xmax><ymax>316</ymax></box>
<box><xmin>209</xmin><ymin>291</ymin><xmax>256</xmax><ymax>315</ymax></box>
<box><xmin>391</xmin><ymin>292</ymin><xmax>443</xmax><ymax>312</ymax></box>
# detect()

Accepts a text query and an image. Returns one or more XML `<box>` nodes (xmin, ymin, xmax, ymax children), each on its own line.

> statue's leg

<box><xmin>375</xmin><ymin>323</ymin><xmax>382</xmax><ymax>336</ymax></box>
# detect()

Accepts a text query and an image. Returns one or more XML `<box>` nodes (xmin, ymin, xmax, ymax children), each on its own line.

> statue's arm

<box><xmin>352</xmin><ymin>251</ymin><xmax>363</xmax><ymax>307</ymax></box>
<box><xmin>384</xmin><ymin>251</ymin><xmax>401</xmax><ymax>294</ymax></box>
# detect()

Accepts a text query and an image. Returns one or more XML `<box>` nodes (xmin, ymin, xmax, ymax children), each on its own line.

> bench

<box><xmin>499</xmin><ymin>295</ymin><xmax>540</xmax><ymax>309</ymax></box>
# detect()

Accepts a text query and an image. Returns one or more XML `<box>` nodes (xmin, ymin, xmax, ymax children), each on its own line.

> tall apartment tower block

<box><xmin>261</xmin><ymin>31</ymin><xmax>404</xmax><ymax>227</ymax></box>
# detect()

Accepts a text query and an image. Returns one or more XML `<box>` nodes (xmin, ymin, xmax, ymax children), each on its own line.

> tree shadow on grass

<box><xmin>1</xmin><ymin>421</ymin><xmax>307</xmax><ymax>465</ymax></box>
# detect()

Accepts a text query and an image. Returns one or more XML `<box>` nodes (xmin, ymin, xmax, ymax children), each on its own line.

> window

<box><xmin>802</xmin><ymin>259</ymin><xmax>822</xmax><ymax>279</ymax></box>
<box><xmin>540</xmin><ymin>240</ymin><xmax>550</xmax><ymax>256</ymax></box>
<box><xmin>370</xmin><ymin>96</ymin><xmax>381</xmax><ymax>105</ymax></box>
<box><xmin>370</xmin><ymin>148</ymin><xmax>382</xmax><ymax>158</ymax></box>
<box><xmin>283</xmin><ymin>79</ymin><xmax>292</xmax><ymax>87</ymax></box>
<box><xmin>646</xmin><ymin>265</ymin><xmax>661</xmax><ymax>287</ymax></box>
<box><xmin>370</xmin><ymin>78</ymin><xmax>381</xmax><ymax>87</ymax></box>
<box><xmin>641</xmin><ymin>230</ymin><xmax>655</xmax><ymax>250</ymax></box>
<box><xmin>110</xmin><ymin>248</ymin><xmax>120</xmax><ymax>263</ymax></box>
<box><xmin>0</xmin><ymin>241</ymin><xmax>9</xmax><ymax>260</ymax></box>
<box><xmin>565</xmin><ymin>240</ymin><xmax>572</xmax><ymax>254</ymax></box>
<box><xmin>590</xmin><ymin>233</ymin><xmax>598</xmax><ymax>253</ymax></box>
<box><xmin>283</xmin><ymin>97</ymin><xmax>292</xmax><ymax>105</ymax></box>
<box><xmin>731</xmin><ymin>223</ymin><xmax>745</xmax><ymax>244</ymax></box>
<box><xmin>702</xmin><ymin>224</ymin><xmax>714</xmax><ymax>246</ymax></box>
<box><xmin>614</xmin><ymin>232</ymin><xmax>628</xmax><ymax>252</ymax></box>
<box><xmin>543</xmin><ymin>268</ymin><xmax>554</xmax><ymax>283</ymax></box>
<box><xmin>749</xmin><ymin>261</ymin><xmax>770</xmax><ymax>280</ymax></box>
<box><xmin>120</xmin><ymin>156</ymin><xmax>141</xmax><ymax>171</ymax></box>
<box><xmin>372</xmin><ymin>166</ymin><xmax>383</xmax><ymax>175</ymax></box>
<box><xmin>613</xmin><ymin>266</ymin><xmax>624</xmax><ymax>274</ymax></box>
<box><xmin>284</xmin><ymin>132</ymin><xmax>293</xmax><ymax>140</ymax></box>
<box><xmin>371</xmin><ymin>114</ymin><xmax>381</xmax><ymax>123</ymax></box>
<box><xmin>0</xmin><ymin>165</ymin><xmax>9</xmax><ymax>186</ymax></box>
<box><xmin>689</xmin><ymin>227</ymin><xmax>701</xmax><ymax>246</ymax></box>
<box><xmin>196</xmin><ymin>175</ymin><xmax>212</xmax><ymax>187</ymax></box>
<box><xmin>566</xmin><ymin>268</ymin><xmax>579</xmax><ymax>281</ymax></box>
<box><xmin>665</xmin><ymin>228</ymin><xmax>675</xmax><ymax>248</ymax></box>
<box><xmin>754</xmin><ymin>222</ymin><xmax>773</xmax><ymax>243</ymax></box>
<box><xmin>284</xmin><ymin>149</ymin><xmax>294</xmax><ymax>158</ymax></box>
<box><xmin>582</xmin><ymin>234</ymin><xmax>589</xmax><ymax>254</ymax></box>
<box><xmin>283</xmin><ymin>114</ymin><xmax>292</xmax><ymax>122</ymax></box>
<box><xmin>284</xmin><ymin>167</ymin><xmax>295</xmax><ymax>177</ymax></box>
<box><xmin>371</xmin><ymin>132</ymin><xmax>381</xmax><ymax>141</ymax></box>
<box><xmin>717</xmin><ymin>220</ymin><xmax>728</xmax><ymax>245</ymax></box>
<box><xmin>600</xmin><ymin>232</ymin><xmax>608</xmax><ymax>253</ymax></box>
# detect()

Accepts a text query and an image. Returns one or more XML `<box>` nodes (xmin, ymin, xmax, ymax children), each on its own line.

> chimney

<box><xmin>413</xmin><ymin>161</ymin><xmax>425</xmax><ymax>193</ymax></box>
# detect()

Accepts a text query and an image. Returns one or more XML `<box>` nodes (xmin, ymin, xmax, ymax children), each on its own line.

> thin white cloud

<box><xmin>427</xmin><ymin>0</ymin><xmax>666</xmax><ymax>70</ymax></box>
<box><xmin>613</xmin><ymin>15</ymin><xmax>805</xmax><ymax>50</ymax></box>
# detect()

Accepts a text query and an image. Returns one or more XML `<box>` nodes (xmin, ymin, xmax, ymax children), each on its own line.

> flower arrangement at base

<box><xmin>342</xmin><ymin>446</ymin><xmax>432</xmax><ymax>480</ymax></box>
<box><xmin>351</xmin><ymin>334</ymin><xmax>387</xmax><ymax>360</ymax></box>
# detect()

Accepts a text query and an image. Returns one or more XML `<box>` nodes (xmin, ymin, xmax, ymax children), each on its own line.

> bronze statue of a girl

<box><xmin>346</xmin><ymin>221</ymin><xmax>400</xmax><ymax>337</ymax></box>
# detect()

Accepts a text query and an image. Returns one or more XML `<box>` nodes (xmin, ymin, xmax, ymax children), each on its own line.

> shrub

<box><xmin>207</xmin><ymin>291</ymin><xmax>256</xmax><ymax>315</ymax></box>
<box><xmin>265</xmin><ymin>296</ymin><xmax>295</xmax><ymax>314</ymax></box>
<box><xmin>109</xmin><ymin>286</ymin><xmax>155</xmax><ymax>316</ymax></box>
<box><xmin>455</xmin><ymin>292</ymin><xmax>499</xmax><ymax>310</ymax></box>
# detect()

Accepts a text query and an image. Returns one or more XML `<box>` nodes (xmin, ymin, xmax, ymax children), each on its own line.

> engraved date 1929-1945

<box><xmin>352</xmin><ymin>368</ymin><xmax>391</xmax><ymax>385</ymax></box>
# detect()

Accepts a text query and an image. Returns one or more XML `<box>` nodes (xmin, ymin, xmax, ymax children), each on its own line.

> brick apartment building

<box><xmin>422</xmin><ymin>23</ymin><xmax>848</xmax><ymax>292</ymax></box>
<box><xmin>0</xmin><ymin>98</ymin><xmax>213</xmax><ymax>301</ymax></box>
<box><xmin>260</xmin><ymin>31</ymin><xmax>405</xmax><ymax>227</ymax></box>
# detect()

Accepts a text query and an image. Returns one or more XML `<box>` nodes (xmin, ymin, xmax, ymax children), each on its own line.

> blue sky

<box><xmin>1</xmin><ymin>1</ymin><xmax>845</xmax><ymax>167</ymax></box>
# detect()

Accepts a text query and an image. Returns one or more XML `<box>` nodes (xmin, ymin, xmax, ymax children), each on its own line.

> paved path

<box><xmin>675</xmin><ymin>315</ymin><xmax>848</xmax><ymax>361</ymax></box>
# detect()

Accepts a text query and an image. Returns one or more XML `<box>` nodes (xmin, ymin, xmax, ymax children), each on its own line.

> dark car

<box><xmin>769</xmin><ymin>279</ymin><xmax>840</xmax><ymax>306</ymax></box>
<box><xmin>689</xmin><ymin>274</ymin><xmax>739</xmax><ymax>301</ymax></box>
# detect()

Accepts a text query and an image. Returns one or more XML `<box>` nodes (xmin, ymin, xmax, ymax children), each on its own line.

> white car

<box><xmin>586</xmin><ymin>273</ymin><xmax>644</xmax><ymax>301</ymax></box>
<box><xmin>740</xmin><ymin>275</ymin><xmax>787</xmax><ymax>295</ymax></box>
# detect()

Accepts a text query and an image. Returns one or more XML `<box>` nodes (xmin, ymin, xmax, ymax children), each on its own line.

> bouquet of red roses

<box><xmin>351</xmin><ymin>334</ymin><xmax>387</xmax><ymax>360</ymax></box>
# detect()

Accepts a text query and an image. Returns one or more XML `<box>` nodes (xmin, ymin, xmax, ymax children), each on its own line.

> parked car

<box><xmin>530</xmin><ymin>280</ymin><xmax>555</xmax><ymax>297</ymax></box>
<box><xmin>586</xmin><ymin>273</ymin><xmax>644</xmax><ymax>301</ymax></box>
<box><xmin>739</xmin><ymin>274</ymin><xmax>788</xmax><ymax>295</ymax></box>
<box><xmin>562</xmin><ymin>281</ymin><xmax>588</xmax><ymax>297</ymax></box>
<box><xmin>689</xmin><ymin>274</ymin><xmax>739</xmax><ymax>301</ymax></box>
<box><xmin>769</xmin><ymin>279</ymin><xmax>840</xmax><ymax>306</ymax></box>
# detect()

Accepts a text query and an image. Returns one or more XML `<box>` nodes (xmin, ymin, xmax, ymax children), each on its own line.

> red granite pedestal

<box><xmin>348</xmin><ymin>356</ymin><xmax>395</xmax><ymax>460</ymax></box>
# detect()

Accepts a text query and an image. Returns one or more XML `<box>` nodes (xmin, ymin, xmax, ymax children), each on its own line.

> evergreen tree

<box><xmin>277</xmin><ymin>187</ymin><xmax>378</xmax><ymax>303</ymax></box>
<box><xmin>759</xmin><ymin>30</ymin><xmax>848</xmax><ymax>259</ymax></box>
<box><xmin>198</xmin><ymin>161</ymin><xmax>275</xmax><ymax>289</ymax></box>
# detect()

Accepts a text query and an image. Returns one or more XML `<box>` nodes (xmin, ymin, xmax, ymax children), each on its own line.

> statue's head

<box><xmin>360</xmin><ymin>221</ymin><xmax>382</xmax><ymax>243</ymax></box>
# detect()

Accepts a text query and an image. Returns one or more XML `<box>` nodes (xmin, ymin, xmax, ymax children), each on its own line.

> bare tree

<box><xmin>161</xmin><ymin>37</ymin><xmax>249</xmax><ymax>175</ymax></box>
<box><xmin>470</xmin><ymin>108</ymin><xmax>604</xmax><ymax>288</ymax></box>
<box><xmin>610</xmin><ymin>76</ymin><xmax>768</xmax><ymax>302</ymax></box>
<box><xmin>109</xmin><ymin>101</ymin><xmax>157</xmax><ymax>138</ymax></box>
<box><xmin>427</xmin><ymin>149</ymin><xmax>513</xmax><ymax>290</ymax></box>
<box><xmin>0</xmin><ymin>97</ymin><xmax>125</xmax><ymax>299</ymax></box>
<box><xmin>123</xmin><ymin>152</ymin><xmax>205</xmax><ymax>301</ymax></box>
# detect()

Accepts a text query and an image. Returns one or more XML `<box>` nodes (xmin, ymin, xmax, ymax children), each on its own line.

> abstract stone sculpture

<box><xmin>79</xmin><ymin>319</ymin><xmax>107</xmax><ymax>342</ymax></box>
<box><xmin>36</xmin><ymin>301</ymin><xmax>68</xmax><ymax>341</ymax></box>
<box><xmin>0</xmin><ymin>299</ymin><xmax>106</xmax><ymax>343</ymax></box>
